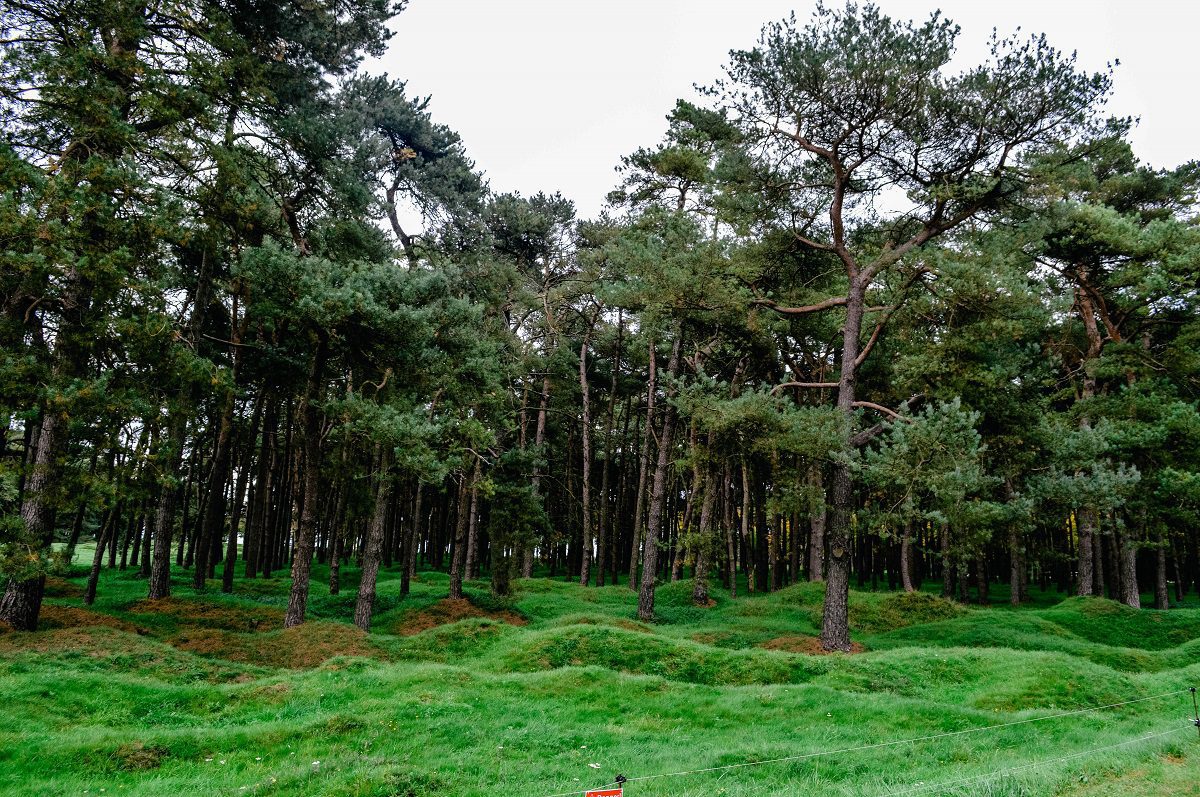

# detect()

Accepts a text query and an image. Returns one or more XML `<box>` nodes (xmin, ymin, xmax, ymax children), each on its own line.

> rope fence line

<box><xmin>882</xmin><ymin>724</ymin><xmax>1192</xmax><ymax>796</ymax></box>
<box><xmin>542</xmin><ymin>687</ymin><xmax>1194</xmax><ymax>797</ymax></box>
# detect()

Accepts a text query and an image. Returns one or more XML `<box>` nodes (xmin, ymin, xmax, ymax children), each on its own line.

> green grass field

<box><xmin>2</xmin><ymin>551</ymin><xmax>1198</xmax><ymax>796</ymax></box>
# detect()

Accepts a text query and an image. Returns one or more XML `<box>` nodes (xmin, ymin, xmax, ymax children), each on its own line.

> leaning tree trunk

<box><xmin>637</xmin><ymin>333</ymin><xmax>682</xmax><ymax>622</ymax></box>
<box><xmin>283</xmin><ymin>337</ymin><xmax>328</xmax><ymax>628</ymax></box>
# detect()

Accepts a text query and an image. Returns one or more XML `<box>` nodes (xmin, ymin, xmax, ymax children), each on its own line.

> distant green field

<box><xmin>1</xmin><ymin>559</ymin><xmax>1197</xmax><ymax>796</ymax></box>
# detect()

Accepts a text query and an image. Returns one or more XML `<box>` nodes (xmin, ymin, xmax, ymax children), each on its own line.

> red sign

<box><xmin>585</xmin><ymin>790</ymin><xmax>622</xmax><ymax>797</ymax></box>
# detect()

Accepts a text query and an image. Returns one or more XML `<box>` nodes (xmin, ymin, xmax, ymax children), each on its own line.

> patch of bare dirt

<box><xmin>128</xmin><ymin>597</ymin><xmax>284</xmax><ymax>631</ymax></box>
<box><xmin>393</xmin><ymin>598</ymin><xmax>526</xmax><ymax>636</ymax></box>
<box><xmin>758</xmin><ymin>635</ymin><xmax>866</xmax><ymax>655</ymax></box>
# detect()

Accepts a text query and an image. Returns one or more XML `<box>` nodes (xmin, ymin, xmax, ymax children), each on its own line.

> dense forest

<box><xmin>2</xmin><ymin>0</ymin><xmax>1198</xmax><ymax>663</ymax></box>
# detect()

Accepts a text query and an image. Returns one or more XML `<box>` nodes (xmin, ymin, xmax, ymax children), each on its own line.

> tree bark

<box><xmin>578</xmin><ymin>329</ymin><xmax>594</xmax><ymax>586</ymax></box>
<box><xmin>1076</xmin><ymin>510</ymin><xmax>1096</xmax><ymax>597</ymax></box>
<box><xmin>629</xmin><ymin>339</ymin><xmax>656</xmax><ymax>590</ymax></box>
<box><xmin>449</xmin><ymin>473</ymin><xmax>471</xmax><ymax>600</ymax></box>
<box><xmin>1118</xmin><ymin>528</ymin><xmax>1140</xmax><ymax>608</ymax></box>
<box><xmin>355</xmin><ymin>450</ymin><xmax>392</xmax><ymax>631</ymax></box>
<box><xmin>692</xmin><ymin>462</ymin><xmax>716</xmax><ymax>606</ymax></box>
<box><xmin>283</xmin><ymin>337</ymin><xmax>328</xmax><ymax>627</ymax></box>
<box><xmin>900</xmin><ymin>519</ymin><xmax>915</xmax><ymax>593</ymax></box>
<box><xmin>637</xmin><ymin>333</ymin><xmax>682</xmax><ymax>622</ymax></box>
<box><xmin>1155</xmin><ymin>528</ymin><xmax>1170</xmax><ymax>610</ymax></box>
<box><xmin>1</xmin><ymin>411</ymin><xmax>65</xmax><ymax>629</ymax></box>
<box><xmin>821</xmin><ymin>280</ymin><xmax>866</xmax><ymax>652</ymax></box>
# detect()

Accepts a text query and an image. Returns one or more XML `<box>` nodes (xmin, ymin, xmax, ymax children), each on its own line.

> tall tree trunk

<box><xmin>807</xmin><ymin>471</ymin><xmax>827</xmax><ymax>583</ymax></box>
<box><xmin>525</xmin><ymin>370</ymin><xmax>552</xmax><ymax>577</ymax></box>
<box><xmin>596</xmin><ymin>313</ymin><xmax>621</xmax><ymax>586</ymax></box>
<box><xmin>465</xmin><ymin>458</ymin><xmax>482</xmax><ymax>580</ymax></box>
<box><xmin>1118</xmin><ymin>527</ymin><xmax>1140</xmax><ymax>608</ymax></box>
<box><xmin>1076</xmin><ymin>510</ymin><xmax>1096</xmax><ymax>597</ymax></box>
<box><xmin>1155</xmin><ymin>528</ymin><xmax>1170</xmax><ymax>610</ymax></box>
<box><xmin>579</xmin><ymin>329</ymin><xmax>594</xmax><ymax>586</ymax></box>
<box><xmin>222</xmin><ymin>386</ymin><xmax>262</xmax><ymax>592</ymax></box>
<box><xmin>940</xmin><ymin>524</ymin><xmax>953</xmax><ymax>599</ymax></box>
<box><xmin>402</xmin><ymin>484</ymin><xmax>423</xmax><ymax>596</ymax></box>
<box><xmin>900</xmin><ymin>519</ymin><xmax>915</xmax><ymax>593</ymax></box>
<box><xmin>723</xmin><ymin>463</ymin><xmax>737</xmax><ymax>598</ymax></box>
<box><xmin>637</xmin><ymin>333</ymin><xmax>682</xmax><ymax>622</ymax></box>
<box><xmin>194</xmin><ymin>392</ymin><xmax>237</xmax><ymax>590</ymax></box>
<box><xmin>355</xmin><ymin>449</ymin><xmax>392</xmax><ymax>631</ymax></box>
<box><xmin>820</xmin><ymin>277</ymin><xmax>868</xmax><ymax>652</ymax></box>
<box><xmin>0</xmin><ymin>413</ymin><xmax>62</xmax><ymax>629</ymax></box>
<box><xmin>283</xmin><ymin>337</ymin><xmax>328</xmax><ymax>627</ymax></box>
<box><xmin>692</xmin><ymin>462</ymin><xmax>716</xmax><ymax>606</ymax></box>
<box><xmin>449</xmin><ymin>473</ymin><xmax>471</xmax><ymax>600</ymax></box>
<box><xmin>629</xmin><ymin>339</ymin><xmax>656</xmax><ymax>590</ymax></box>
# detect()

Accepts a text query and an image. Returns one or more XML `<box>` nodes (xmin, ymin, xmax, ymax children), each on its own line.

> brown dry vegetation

<box><xmin>127</xmin><ymin>597</ymin><xmax>285</xmax><ymax>631</ymax></box>
<box><xmin>393</xmin><ymin>598</ymin><xmax>526</xmax><ymax>636</ymax></box>
<box><xmin>171</xmin><ymin>621</ymin><xmax>384</xmax><ymax>668</ymax></box>
<box><xmin>759</xmin><ymin>635</ymin><xmax>866</xmax><ymax>655</ymax></box>
<box><xmin>38</xmin><ymin>604</ymin><xmax>137</xmax><ymax>633</ymax></box>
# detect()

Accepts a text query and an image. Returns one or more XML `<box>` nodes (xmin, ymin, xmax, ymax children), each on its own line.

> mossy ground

<box><xmin>2</xmin><ymin>547</ymin><xmax>1198</xmax><ymax>796</ymax></box>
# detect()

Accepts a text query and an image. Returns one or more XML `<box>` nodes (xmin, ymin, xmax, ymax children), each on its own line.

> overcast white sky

<box><xmin>368</xmin><ymin>0</ymin><xmax>1199</xmax><ymax>220</ymax></box>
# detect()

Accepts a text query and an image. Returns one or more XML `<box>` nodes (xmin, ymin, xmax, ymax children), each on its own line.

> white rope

<box><xmin>541</xmin><ymin>687</ymin><xmax>1191</xmax><ymax>797</ymax></box>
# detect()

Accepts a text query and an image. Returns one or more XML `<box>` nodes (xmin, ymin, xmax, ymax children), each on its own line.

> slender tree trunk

<box><xmin>692</xmin><ymin>462</ymin><xmax>716</xmax><ymax>606</ymax></box>
<box><xmin>807</xmin><ymin>471</ymin><xmax>827</xmax><ymax>584</ymax></box>
<box><xmin>465</xmin><ymin>459</ymin><xmax>482</xmax><ymax>580</ymax></box>
<box><xmin>355</xmin><ymin>450</ymin><xmax>392</xmax><ymax>631</ymax></box>
<box><xmin>1076</xmin><ymin>510</ymin><xmax>1096</xmax><ymax>597</ymax></box>
<box><xmin>449</xmin><ymin>474</ymin><xmax>471</xmax><ymax>600</ymax></box>
<box><xmin>723</xmin><ymin>463</ymin><xmax>737</xmax><ymax>598</ymax></box>
<box><xmin>84</xmin><ymin>506</ymin><xmax>119</xmax><ymax>606</ymax></box>
<box><xmin>283</xmin><ymin>337</ymin><xmax>328</xmax><ymax>627</ymax></box>
<box><xmin>900</xmin><ymin>519</ymin><xmax>915</xmax><ymax>593</ymax></box>
<box><xmin>195</xmin><ymin>393</ymin><xmax>237</xmax><ymax>590</ymax></box>
<box><xmin>940</xmin><ymin>524</ymin><xmax>953</xmax><ymax>599</ymax></box>
<box><xmin>629</xmin><ymin>340</ymin><xmax>656</xmax><ymax>590</ymax></box>
<box><xmin>402</xmin><ymin>484</ymin><xmax>422</xmax><ymax>595</ymax></box>
<box><xmin>1155</xmin><ymin>528</ymin><xmax>1170</xmax><ymax>610</ymax></box>
<box><xmin>819</xmin><ymin>279</ymin><xmax>866</xmax><ymax>649</ymax></box>
<box><xmin>525</xmin><ymin>370</ymin><xmax>552</xmax><ymax>577</ymax></box>
<box><xmin>579</xmin><ymin>329</ymin><xmax>594</xmax><ymax>586</ymax></box>
<box><xmin>596</xmin><ymin>313</ymin><xmax>621</xmax><ymax>586</ymax></box>
<box><xmin>637</xmin><ymin>333</ymin><xmax>682</xmax><ymax>622</ymax></box>
<box><xmin>222</xmin><ymin>395</ymin><xmax>261</xmax><ymax>592</ymax></box>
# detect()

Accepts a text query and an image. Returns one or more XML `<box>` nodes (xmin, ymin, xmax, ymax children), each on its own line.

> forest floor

<box><xmin>2</xmin><ymin>551</ymin><xmax>1200</xmax><ymax>796</ymax></box>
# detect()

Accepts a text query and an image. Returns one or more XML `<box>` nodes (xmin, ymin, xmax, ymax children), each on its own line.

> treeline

<box><xmin>2</xmin><ymin>2</ymin><xmax>1198</xmax><ymax>651</ymax></box>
